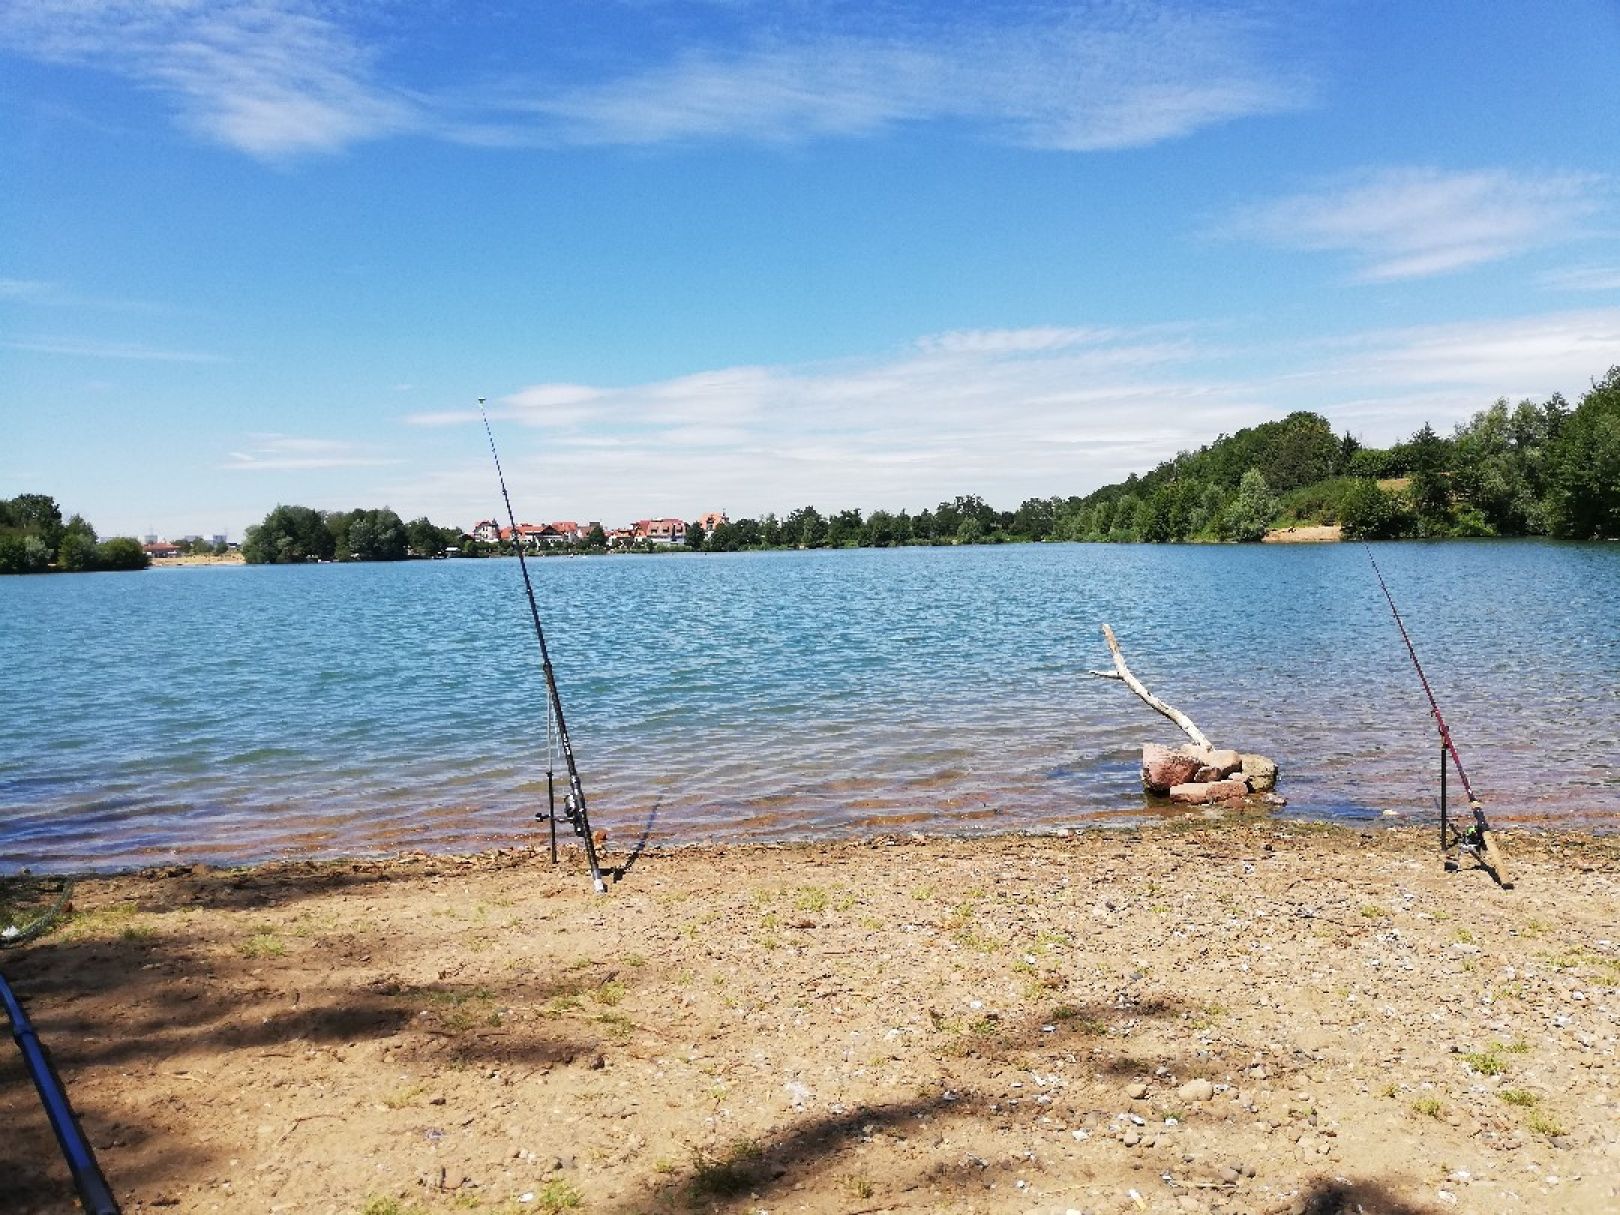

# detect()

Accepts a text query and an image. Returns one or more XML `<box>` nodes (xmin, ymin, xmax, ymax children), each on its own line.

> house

<box><xmin>497</xmin><ymin>523</ymin><xmax>553</xmax><ymax>550</ymax></box>
<box><xmin>632</xmin><ymin>517</ymin><xmax>686</xmax><ymax>545</ymax></box>
<box><xmin>471</xmin><ymin>519</ymin><xmax>501</xmax><ymax>543</ymax></box>
<box><xmin>697</xmin><ymin>510</ymin><xmax>728</xmax><ymax>532</ymax></box>
<box><xmin>143</xmin><ymin>541</ymin><xmax>181</xmax><ymax>559</ymax></box>
<box><xmin>605</xmin><ymin>528</ymin><xmax>636</xmax><ymax>548</ymax></box>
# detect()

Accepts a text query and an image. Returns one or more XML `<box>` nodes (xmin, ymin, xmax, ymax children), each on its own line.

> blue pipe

<box><xmin>0</xmin><ymin>972</ymin><xmax>121</xmax><ymax>1215</ymax></box>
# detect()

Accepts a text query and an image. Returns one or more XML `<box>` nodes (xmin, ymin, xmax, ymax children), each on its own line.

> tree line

<box><xmin>0</xmin><ymin>494</ymin><xmax>148</xmax><ymax>575</ymax></box>
<box><xmin>241</xmin><ymin>363</ymin><xmax>1620</xmax><ymax>564</ymax></box>
<box><xmin>242</xmin><ymin>505</ymin><xmax>463</xmax><ymax>564</ymax></box>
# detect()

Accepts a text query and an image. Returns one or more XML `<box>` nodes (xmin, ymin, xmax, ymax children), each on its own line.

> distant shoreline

<box><xmin>149</xmin><ymin>553</ymin><xmax>246</xmax><ymax>567</ymax></box>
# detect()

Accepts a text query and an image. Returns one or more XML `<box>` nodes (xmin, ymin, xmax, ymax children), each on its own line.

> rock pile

<box><xmin>1141</xmin><ymin>743</ymin><xmax>1282</xmax><ymax>805</ymax></box>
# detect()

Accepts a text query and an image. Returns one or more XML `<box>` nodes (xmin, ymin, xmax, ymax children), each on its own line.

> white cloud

<box><xmin>222</xmin><ymin>434</ymin><xmax>400</xmax><ymax>471</ymax></box>
<box><xmin>1330</xmin><ymin>308</ymin><xmax>1620</xmax><ymax>394</ymax></box>
<box><xmin>398</xmin><ymin>307</ymin><xmax>1620</xmax><ymax>528</ymax></box>
<box><xmin>499</xmin><ymin>6</ymin><xmax>1309</xmax><ymax>152</ymax></box>
<box><xmin>0</xmin><ymin>1</ymin><xmax>415</xmax><ymax>156</ymax></box>
<box><xmin>1222</xmin><ymin>167</ymin><xmax>1605</xmax><ymax>281</ymax></box>
<box><xmin>1540</xmin><ymin>264</ymin><xmax>1620</xmax><ymax>292</ymax></box>
<box><xmin>1</xmin><ymin>2</ymin><xmax>1308</xmax><ymax>156</ymax></box>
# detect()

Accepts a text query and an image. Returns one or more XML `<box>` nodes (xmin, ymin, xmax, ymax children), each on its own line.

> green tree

<box><xmin>0</xmin><ymin>534</ymin><xmax>32</xmax><ymax>574</ymax></box>
<box><xmin>585</xmin><ymin>523</ymin><xmax>607</xmax><ymax>550</ymax></box>
<box><xmin>1221</xmin><ymin>468</ymin><xmax>1279</xmax><ymax>542</ymax></box>
<box><xmin>96</xmin><ymin>537</ymin><xmax>150</xmax><ymax>570</ymax></box>
<box><xmin>1011</xmin><ymin>496</ymin><xmax>1056</xmax><ymax>540</ymax></box>
<box><xmin>1547</xmin><ymin>366</ymin><xmax>1620</xmax><ymax>539</ymax></box>
<box><xmin>785</xmin><ymin>506</ymin><xmax>826</xmax><ymax>547</ymax></box>
<box><xmin>57</xmin><ymin>531</ymin><xmax>100</xmax><ymax>571</ymax></box>
<box><xmin>6</xmin><ymin>493</ymin><xmax>65</xmax><ymax>551</ymax></box>
<box><xmin>826</xmin><ymin>508</ymin><xmax>863</xmax><ymax>547</ymax></box>
<box><xmin>242</xmin><ymin>505</ymin><xmax>336</xmax><ymax>564</ymax></box>
<box><xmin>407</xmin><ymin>515</ymin><xmax>449</xmax><ymax>557</ymax></box>
<box><xmin>686</xmin><ymin>521</ymin><xmax>706</xmax><ymax>550</ymax></box>
<box><xmin>1339</xmin><ymin>479</ymin><xmax>1411</xmax><ymax>540</ymax></box>
<box><xmin>1405</xmin><ymin>423</ymin><xmax>1453</xmax><ymax>533</ymax></box>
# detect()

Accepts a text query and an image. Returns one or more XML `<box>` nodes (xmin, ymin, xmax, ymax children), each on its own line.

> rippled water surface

<box><xmin>3</xmin><ymin>541</ymin><xmax>1617</xmax><ymax>871</ymax></box>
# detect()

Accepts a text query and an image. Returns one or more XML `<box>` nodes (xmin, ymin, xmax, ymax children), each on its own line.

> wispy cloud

<box><xmin>1</xmin><ymin>2</ymin><xmax>1309</xmax><ymax>157</ymax></box>
<box><xmin>0</xmin><ymin>1</ymin><xmax>415</xmax><ymax>156</ymax></box>
<box><xmin>1540</xmin><ymin>264</ymin><xmax>1620</xmax><ymax>292</ymax></box>
<box><xmin>1221</xmin><ymin>167</ymin><xmax>1605</xmax><ymax>281</ymax></box>
<box><xmin>2</xmin><ymin>336</ymin><xmax>223</xmax><ymax>361</ymax></box>
<box><xmin>510</xmin><ymin>7</ymin><xmax>1310</xmax><ymax>152</ymax></box>
<box><xmin>222</xmin><ymin>434</ymin><xmax>400</xmax><ymax>471</ymax></box>
<box><xmin>1329</xmin><ymin>308</ymin><xmax>1620</xmax><ymax>393</ymax></box>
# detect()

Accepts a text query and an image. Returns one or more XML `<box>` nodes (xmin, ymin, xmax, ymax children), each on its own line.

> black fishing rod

<box><xmin>478</xmin><ymin>398</ymin><xmax>608</xmax><ymax>893</ymax></box>
<box><xmin>1</xmin><ymin>972</ymin><xmax>121</xmax><ymax>1214</ymax></box>
<box><xmin>1363</xmin><ymin>543</ymin><xmax>1512</xmax><ymax>887</ymax></box>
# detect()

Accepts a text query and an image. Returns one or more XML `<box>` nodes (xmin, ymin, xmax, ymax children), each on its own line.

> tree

<box><xmin>242</xmin><ymin>505</ymin><xmax>336</xmax><ymax>564</ymax></box>
<box><xmin>96</xmin><ymin>537</ymin><xmax>150</xmax><ymax>570</ymax></box>
<box><xmin>1339</xmin><ymin>479</ymin><xmax>1410</xmax><ymax>540</ymax></box>
<box><xmin>686</xmin><ymin>521</ymin><xmax>706</xmax><ymax>550</ymax></box>
<box><xmin>785</xmin><ymin>506</ymin><xmax>826</xmax><ymax>547</ymax></box>
<box><xmin>6</xmin><ymin>494</ymin><xmax>65</xmax><ymax>551</ymax></box>
<box><xmin>826</xmin><ymin>508</ymin><xmax>863</xmax><ymax>547</ymax></box>
<box><xmin>407</xmin><ymin>515</ymin><xmax>449</xmax><ymax>557</ymax></box>
<box><xmin>1221</xmin><ymin>468</ymin><xmax>1279</xmax><ymax>542</ymax></box>
<box><xmin>350</xmin><ymin>509</ymin><xmax>408</xmax><ymax>560</ymax></box>
<box><xmin>57</xmin><ymin>531</ymin><xmax>100</xmax><ymax>571</ymax></box>
<box><xmin>585</xmin><ymin>523</ymin><xmax>607</xmax><ymax>550</ymax></box>
<box><xmin>1547</xmin><ymin>366</ymin><xmax>1620</xmax><ymax>539</ymax></box>
<box><xmin>1011</xmin><ymin>496</ymin><xmax>1056</xmax><ymax>541</ymax></box>
<box><xmin>1405</xmin><ymin>423</ymin><xmax>1452</xmax><ymax>533</ymax></box>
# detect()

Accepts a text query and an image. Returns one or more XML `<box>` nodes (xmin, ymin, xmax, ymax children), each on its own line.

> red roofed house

<box><xmin>632</xmin><ymin>517</ymin><xmax>685</xmax><ymax>545</ymax></box>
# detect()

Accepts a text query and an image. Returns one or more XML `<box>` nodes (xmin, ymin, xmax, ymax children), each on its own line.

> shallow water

<box><xmin>2</xmin><ymin>541</ymin><xmax>1616</xmax><ymax>871</ymax></box>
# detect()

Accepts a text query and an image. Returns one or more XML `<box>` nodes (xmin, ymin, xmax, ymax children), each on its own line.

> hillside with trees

<box><xmin>682</xmin><ymin>365</ymin><xmax>1617</xmax><ymax>550</ymax></box>
<box><xmin>0</xmin><ymin>494</ymin><xmax>149</xmax><ymax>575</ymax></box>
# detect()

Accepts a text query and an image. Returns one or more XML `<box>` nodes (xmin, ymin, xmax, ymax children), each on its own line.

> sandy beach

<box><xmin>3</xmin><ymin>820</ymin><xmax>1617</xmax><ymax>1215</ymax></box>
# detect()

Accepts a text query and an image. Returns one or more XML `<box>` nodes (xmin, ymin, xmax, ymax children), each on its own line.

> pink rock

<box><xmin>1168</xmin><ymin>778</ymin><xmax>1250</xmax><ymax>805</ymax></box>
<box><xmin>1143</xmin><ymin>744</ymin><xmax>1205</xmax><ymax>794</ymax></box>
<box><xmin>1203</xmin><ymin>749</ymin><xmax>1243</xmax><ymax>778</ymax></box>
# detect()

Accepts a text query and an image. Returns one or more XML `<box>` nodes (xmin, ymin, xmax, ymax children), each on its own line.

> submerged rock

<box><xmin>1169</xmin><ymin>779</ymin><xmax>1250</xmax><ymax>805</ymax></box>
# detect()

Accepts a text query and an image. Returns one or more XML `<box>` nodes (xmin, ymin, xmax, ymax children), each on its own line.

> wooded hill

<box><xmin>1053</xmin><ymin>365</ymin><xmax>1620</xmax><ymax>543</ymax></box>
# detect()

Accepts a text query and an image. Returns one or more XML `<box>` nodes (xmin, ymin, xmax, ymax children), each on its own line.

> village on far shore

<box><xmin>466</xmin><ymin>510</ymin><xmax>728</xmax><ymax>551</ymax></box>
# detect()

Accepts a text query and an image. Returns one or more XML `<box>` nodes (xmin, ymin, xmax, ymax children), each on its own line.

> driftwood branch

<box><xmin>1086</xmin><ymin>623</ymin><xmax>1214</xmax><ymax>751</ymax></box>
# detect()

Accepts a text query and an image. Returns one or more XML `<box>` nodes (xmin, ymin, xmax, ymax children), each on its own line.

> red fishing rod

<box><xmin>1363</xmin><ymin>544</ymin><xmax>1512</xmax><ymax>887</ymax></box>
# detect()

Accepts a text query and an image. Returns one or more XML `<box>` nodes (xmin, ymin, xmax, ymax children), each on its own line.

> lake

<box><xmin>2</xmin><ymin>541</ymin><xmax>1617</xmax><ymax>872</ymax></box>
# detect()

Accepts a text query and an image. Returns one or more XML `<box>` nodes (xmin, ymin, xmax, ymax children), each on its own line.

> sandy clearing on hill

<box><xmin>3</xmin><ymin>821</ymin><xmax>1617</xmax><ymax>1215</ymax></box>
<box><xmin>1262</xmin><ymin>526</ymin><xmax>1342</xmax><ymax>544</ymax></box>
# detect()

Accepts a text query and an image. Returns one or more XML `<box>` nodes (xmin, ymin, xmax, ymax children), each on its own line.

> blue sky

<box><xmin>3</xmin><ymin>0</ymin><xmax>1618</xmax><ymax>539</ymax></box>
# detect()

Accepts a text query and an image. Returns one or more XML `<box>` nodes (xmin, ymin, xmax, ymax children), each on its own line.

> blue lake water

<box><xmin>2</xmin><ymin>541</ymin><xmax>1617</xmax><ymax>872</ymax></box>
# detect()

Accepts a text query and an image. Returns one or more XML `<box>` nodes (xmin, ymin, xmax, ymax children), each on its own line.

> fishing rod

<box><xmin>1</xmin><ymin>972</ymin><xmax>122</xmax><ymax>1214</ymax></box>
<box><xmin>1363</xmin><ymin>543</ymin><xmax>1512</xmax><ymax>887</ymax></box>
<box><xmin>478</xmin><ymin>398</ymin><xmax>608</xmax><ymax>893</ymax></box>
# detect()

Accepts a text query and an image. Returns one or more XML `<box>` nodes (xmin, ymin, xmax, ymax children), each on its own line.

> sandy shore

<box><xmin>149</xmin><ymin>553</ymin><xmax>247</xmax><ymax>567</ymax></box>
<box><xmin>3</xmin><ymin>821</ymin><xmax>1617</xmax><ymax>1215</ymax></box>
